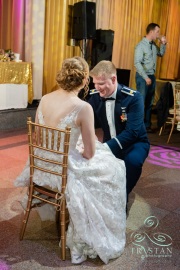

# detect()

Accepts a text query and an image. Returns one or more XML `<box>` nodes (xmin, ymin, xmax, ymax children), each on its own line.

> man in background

<box><xmin>134</xmin><ymin>23</ymin><xmax>167</xmax><ymax>133</ymax></box>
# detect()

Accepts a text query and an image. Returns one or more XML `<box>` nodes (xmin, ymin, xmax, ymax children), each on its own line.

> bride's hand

<box><xmin>82</xmin><ymin>149</ymin><xmax>94</xmax><ymax>159</ymax></box>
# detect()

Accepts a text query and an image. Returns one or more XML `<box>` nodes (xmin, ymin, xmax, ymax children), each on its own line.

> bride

<box><xmin>14</xmin><ymin>56</ymin><xmax>126</xmax><ymax>265</ymax></box>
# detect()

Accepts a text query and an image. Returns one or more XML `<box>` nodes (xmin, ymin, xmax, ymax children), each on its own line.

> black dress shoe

<box><xmin>146</xmin><ymin>127</ymin><xmax>154</xmax><ymax>133</ymax></box>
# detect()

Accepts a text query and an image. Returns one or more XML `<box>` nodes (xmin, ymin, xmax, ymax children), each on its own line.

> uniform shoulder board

<box><xmin>121</xmin><ymin>86</ymin><xmax>136</xmax><ymax>96</ymax></box>
<box><xmin>89</xmin><ymin>89</ymin><xmax>99</xmax><ymax>95</ymax></box>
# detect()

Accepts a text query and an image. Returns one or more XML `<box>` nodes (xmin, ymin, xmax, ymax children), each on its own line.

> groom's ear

<box><xmin>111</xmin><ymin>75</ymin><xmax>116</xmax><ymax>84</ymax></box>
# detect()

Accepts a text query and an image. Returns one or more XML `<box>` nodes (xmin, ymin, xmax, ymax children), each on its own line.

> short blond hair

<box><xmin>90</xmin><ymin>61</ymin><xmax>116</xmax><ymax>79</ymax></box>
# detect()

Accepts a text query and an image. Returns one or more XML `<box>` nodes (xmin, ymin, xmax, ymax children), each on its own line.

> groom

<box><xmin>88</xmin><ymin>60</ymin><xmax>150</xmax><ymax>199</ymax></box>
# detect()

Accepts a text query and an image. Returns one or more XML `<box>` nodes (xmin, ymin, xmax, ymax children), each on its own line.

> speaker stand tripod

<box><xmin>82</xmin><ymin>39</ymin><xmax>88</xmax><ymax>61</ymax></box>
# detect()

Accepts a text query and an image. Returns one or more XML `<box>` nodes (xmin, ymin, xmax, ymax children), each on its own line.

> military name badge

<box><xmin>120</xmin><ymin>107</ymin><xmax>127</xmax><ymax>122</ymax></box>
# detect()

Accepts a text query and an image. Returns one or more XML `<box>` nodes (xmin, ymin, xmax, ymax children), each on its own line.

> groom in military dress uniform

<box><xmin>88</xmin><ymin>61</ymin><xmax>150</xmax><ymax>199</ymax></box>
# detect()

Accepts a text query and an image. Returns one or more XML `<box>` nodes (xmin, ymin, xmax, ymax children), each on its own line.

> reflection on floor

<box><xmin>0</xmin><ymin>127</ymin><xmax>180</xmax><ymax>270</ymax></box>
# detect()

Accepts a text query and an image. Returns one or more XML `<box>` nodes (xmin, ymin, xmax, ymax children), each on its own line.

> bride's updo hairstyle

<box><xmin>56</xmin><ymin>56</ymin><xmax>89</xmax><ymax>92</ymax></box>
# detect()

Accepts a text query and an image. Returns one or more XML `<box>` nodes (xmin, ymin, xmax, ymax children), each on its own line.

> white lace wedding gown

<box><xmin>15</xmin><ymin>104</ymin><xmax>126</xmax><ymax>264</ymax></box>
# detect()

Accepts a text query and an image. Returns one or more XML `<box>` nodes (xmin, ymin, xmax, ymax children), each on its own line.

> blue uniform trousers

<box><xmin>117</xmin><ymin>141</ymin><xmax>150</xmax><ymax>196</ymax></box>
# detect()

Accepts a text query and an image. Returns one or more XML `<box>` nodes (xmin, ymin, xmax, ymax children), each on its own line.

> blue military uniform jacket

<box><xmin>88</xmin><ymin>83</ymin><xmax>149</xmax><ymax>157</ymax></box>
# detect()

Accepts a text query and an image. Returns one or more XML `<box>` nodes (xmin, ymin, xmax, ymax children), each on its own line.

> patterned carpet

<box><xmin>0</xmin><ymin>128</ymin><xmax>180</xmax><ymax>270</ymax></box>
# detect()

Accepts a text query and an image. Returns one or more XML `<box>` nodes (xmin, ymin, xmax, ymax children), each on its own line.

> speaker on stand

<box><xmin>116</xmin><ymin>69</ymin><xmax>131</xmax><ymax>87</ymax></box>
<box><xmin>91</xmin><ymin>29</ymin><xmax>114</xmax><ymax>68</ymax></box>
<box><xmin>72</xmin><ymin>1</ymin><xmax>96</xmax><ymax>60</ymax></box>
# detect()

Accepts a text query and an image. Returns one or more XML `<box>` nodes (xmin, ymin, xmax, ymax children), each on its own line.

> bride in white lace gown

<box><xmin>14</xmin><ymin>56</ymin><xmax>126</xmax><ymax>265</ymax></box>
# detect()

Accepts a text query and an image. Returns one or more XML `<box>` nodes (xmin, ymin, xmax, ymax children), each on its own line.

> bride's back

<box><xmin>35</xmin><ymin>56</ymin><xmax>96</xmax><ymax>159</ymax></box>
<box><xmin>38</xmin><ymin>90</ymin><xmax>85</xmax><ymax>128</ymax></box>
<box><xmin>37</xmin><ymin>56</ymin><xmax>89</xmax><ymax>128</ymax></box>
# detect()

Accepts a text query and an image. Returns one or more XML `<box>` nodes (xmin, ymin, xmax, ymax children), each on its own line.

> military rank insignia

<box><xmin>120</xmin><ymin>107</ymin><xmax>127</xmax><ymax>122</ymax></box>
<box><xmin>89</xmin><ymin>89</ymin><xmax>99</xmax><ymax>95</ymax></box>
<box><xmin>121</xmin><ymin>86</ymin><xmax>136</xmax><ymax>96</ymax></box>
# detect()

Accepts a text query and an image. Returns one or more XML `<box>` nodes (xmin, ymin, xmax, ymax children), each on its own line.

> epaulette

<box><xmin>89</xmin><ymin>89</ymin><xmax>99</xmax><ymax>95</ymax></box>
<box><xmin>121</xmin><ymin>86</ymin><xmax>136</xmax><ymax>96</ymax></box>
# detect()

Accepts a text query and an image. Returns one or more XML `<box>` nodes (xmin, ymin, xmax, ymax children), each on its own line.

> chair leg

<box><xmin>60</xmin><ymin>199</ymin><xmax>66</xmax><ymax>260</ymax></box>
<box><xmin>56</xmin><ymin>210</ymin><xmax>61</xmax><ymax>241</ymax></box>
<box><xmin>19</xmin><ymin>185</ymin><xmax>33</xmax><ymax>240</ymax></box>
<box><xmin>159</xmin><ymin>124</ymin><xmax>165</xmax><ymax>136</ymax></box>
<box><xmin>167</xmin><ymin>122</ymin><xmax>175</xmax><ymax>144</ymax></box>
<box><xmin>159</xmin><ymin>126</ymin><xmax>163</xmax><ymax>136</ymax></box>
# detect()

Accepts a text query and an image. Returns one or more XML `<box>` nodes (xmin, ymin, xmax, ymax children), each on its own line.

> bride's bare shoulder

<box><xmin>76</xmin><ymin>100</ymin><xmax>93</xmax><ymax>116</ymax></box>
<box><xmin>77</xmin><ymin>99</ymin><xmax>91</xmax><ymax>108</ymax></box>
<box><xmin>40</xmin><ymin>91</ymin><xmax>56</xmax><ymax>101</ymax></box>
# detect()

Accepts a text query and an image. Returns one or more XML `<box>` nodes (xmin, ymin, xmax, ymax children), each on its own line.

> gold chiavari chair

<box><xmin>159</xmin><ymin>83</ymin><xmax>180</xmax><ymax>143</ymax></box>
<box><xmin>19</xmin><ymin>116</ymin><xmax>71</xmax><ymax>260</ymax></box>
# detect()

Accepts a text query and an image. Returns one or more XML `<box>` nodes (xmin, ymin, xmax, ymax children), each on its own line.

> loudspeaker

<box><xmin>72</xmin><ymin>1</ymin><xmax>96</xmax><ymax>40</ymax></box>
<box><xmin>116</xmin><ymin>69</ymin><xmax>131</xmax><ymax>87</ymax></box>
<box><xmin>91</xmin><ymin>29</ymin><xmax>114</xmax><ymax>68</ymax></box>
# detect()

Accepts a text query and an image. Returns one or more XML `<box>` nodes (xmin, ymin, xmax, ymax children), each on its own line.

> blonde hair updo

<box><xmin>56</xmin><ymin>56</ymin><xmax>89</xmax><ymax>92</ymax></box>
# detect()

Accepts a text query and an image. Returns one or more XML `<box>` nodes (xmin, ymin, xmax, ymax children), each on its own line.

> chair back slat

<box><xmin>45</xmin><ymin>128</ymin><xmax>48</xmax><ymax>148</ymax></box>
<box><xmin>51</xmin><ymin>129</ymin><xmax>54</xmax><ymax>150</ymax></box>
<box><xmin>57</xmin><ymin>131</ymin><xmax>61</xmax><ymax>150</ymax></box>
<box><xmin>39</xmin><ymin>126</ymin><xmax>43</xmax><ymax>146</ymax></box>
<box><xmin>34</xmin><ymin>127</ymin><xmax>38</xmax><ymax>145</ymax></box>
<box><xmin>27</xmin><ymin>117</ymin><xmax>71</xmax><ymax>193</ymax></box>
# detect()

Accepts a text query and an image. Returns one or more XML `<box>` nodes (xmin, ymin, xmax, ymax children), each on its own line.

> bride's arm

<box><xmin>34</xmin><ymin>100</ymin><xmax>44</xmax><ymax>144</ymax></box>
<box><xmin>76</xmin><ymin>103</ymin><xmax>96</xmax><ymax>159</ymax></box>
